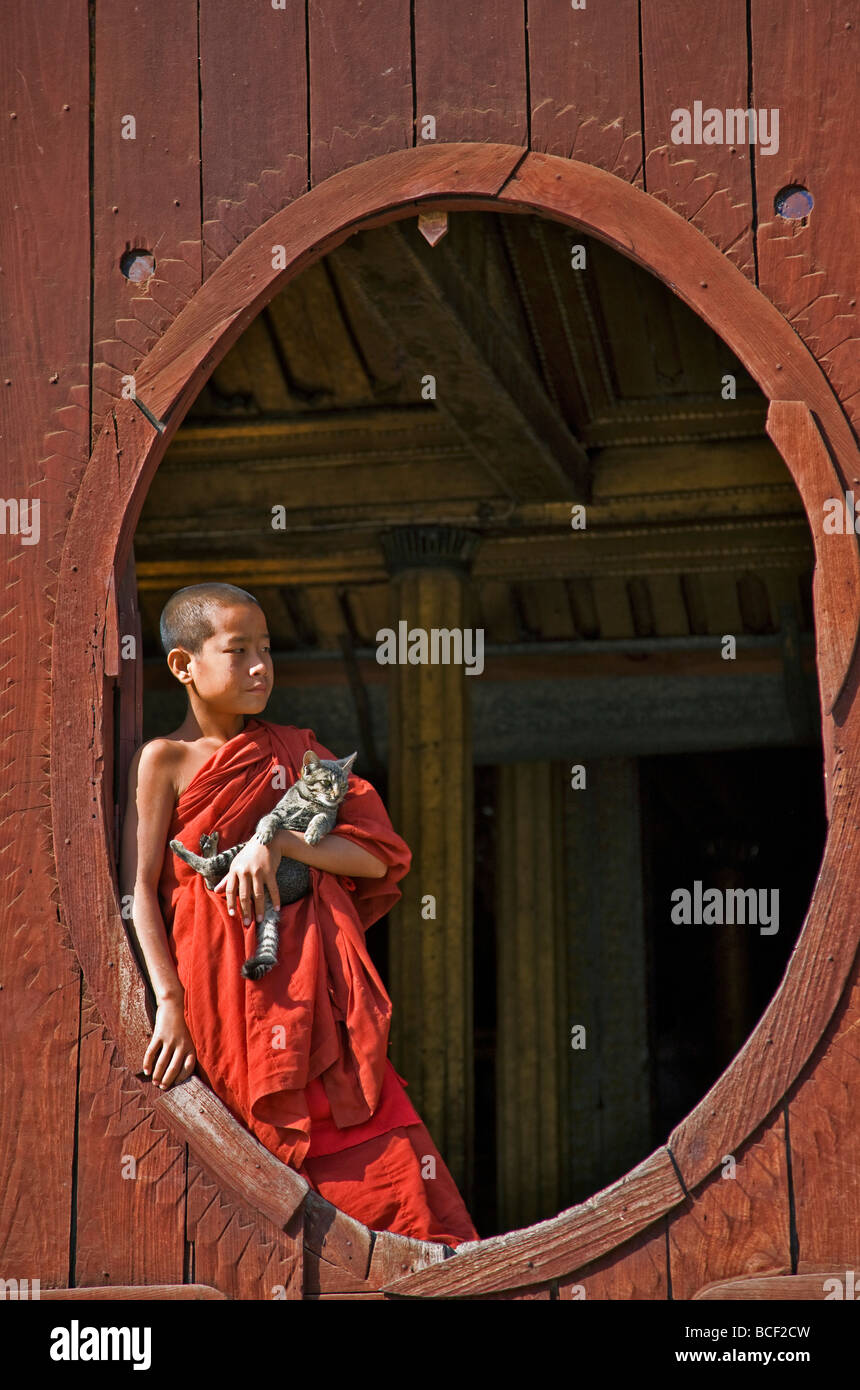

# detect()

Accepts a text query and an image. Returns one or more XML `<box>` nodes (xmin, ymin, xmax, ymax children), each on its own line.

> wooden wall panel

<box><xmin>92</xmin><ymin>0</ymin><xmax>202</xmax><ymax>429</ymax></box>
<box><xmin>201</xmin><ymin>0</ymin><xmax>308</xmax><ymax>276</ymax></box>
<box><xmin>74</xmin><ymin>991</ymin><xmax>187</xmax><ymax>1288</ymax></box>
<box><xmin>187</xmin><ymin>1158</ymin><xmax>303</xmax><ymax>1300</ymax></box>
<box><xmin>641</xmin><ymin>0</ymin><xmax>756</xmax><ymax>279</ymax></box>
<box><xmin>3</xmin><ymin>0</ymin><xmax>857</xmax><ymax>1301</ymax></box>
<box><xmin>559</xmin><ymin>1223</ymin><xmax>669</xmax><ymax>1299</ymax></box>
<box><xmin>667</xmin><ymin>1115</ymin><xmax>792</xmax><ymax>1299</ymax></box>
<box><xmin>752</xmin><ymin>1</ymin><xmax>860</xmax><ymax>431</ymax></box>
<box><xmin>309</xmin><ymin>0</ymin><xmax>412</xmax><ymax>186</ymax></box>
<box><xmin>414</xmin><ymin>0</ymin><xmax>527</xmax><ymax>145</ymax></box>
<box><xmin>528</xmin><ymin>0</ymin><xmax>643</xmax><ymax>183</ymax></box>
<box><xmin>80</xmin><ymin>0</ymin><xmax>202</xmax><ymax>1290</ymax></box>
<box><xmin>0</xmin><ymin>1</ymin><xmax>90</xmax><ymax>1285</ymax></box>
<box><xmin>789</xmin><ymin>955</ymin><xmax>860</xmax><ymax>1269</ymax></box>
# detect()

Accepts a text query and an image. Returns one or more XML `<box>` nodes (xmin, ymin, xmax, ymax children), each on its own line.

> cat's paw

<box><xmin>304</xmin><ymin>815</ymin><xmax>329</xmax><ymax>846</ymax></box>
<box><xmin>254</xmin><ymin>818</ymin><xmax>277</xmax><ymax>846</ymax></box>
<box><xmin>170</xmin><ymin>839</ymin><xmax>187</xmax><ymax>855</ymax></box>
<box><xmin>199</xmin><ymin>831</ymin><xmax>219</xmax><ymax>856</ymax></box>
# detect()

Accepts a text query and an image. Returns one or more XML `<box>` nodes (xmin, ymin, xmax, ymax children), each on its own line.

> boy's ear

<box><xmin>166</xmin><ymin>646</ymin><xmax>193</xmax><ymax>688</ymax></box>
<box><xmin>302</xmin><ymin>748</ymin><xmax>320</xmax><ymax>769</ymax></box>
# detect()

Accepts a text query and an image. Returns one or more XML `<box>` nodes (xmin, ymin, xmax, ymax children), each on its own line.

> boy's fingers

<box><xmin>252</xmin><ymin>871</ymin><xmax>266</xmax><ymax>922</ymax></box>
<box><xmin>239</xmin><ymin>876</ymin><xmax>253</xmax><ymax>923</ymax></box>
<box><xmin>159</xmin><ymin>1046</ymin><xmax>185</xmax><ymax>1090</ymax></box>
<box><xmin>150</xmin><ymin>1042</ymin><xmax>168</xmax><ymax>1086</ymax></box>
<box><xmin>225</xmin><ymin>871</ymin><xmax>237</xmax><ymax>916</ymax></box>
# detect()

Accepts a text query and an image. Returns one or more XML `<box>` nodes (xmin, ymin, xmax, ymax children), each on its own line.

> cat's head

<box><xmin>300</xmin><ymin>749</ymin><xmax>357</xmax><ymax>807</ymax></box>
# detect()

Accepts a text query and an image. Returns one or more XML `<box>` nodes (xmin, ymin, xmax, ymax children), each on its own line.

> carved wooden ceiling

<box><xmin>133</xmin><ymin>211</ymin><xmax>812</xmax><ymax>662</ymax></box>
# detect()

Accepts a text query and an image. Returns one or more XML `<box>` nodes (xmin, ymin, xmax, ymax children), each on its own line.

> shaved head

<box><xmin>159</xmin><ymin>582</ymin><xmax>263</xmax><ymax>658</ymax></box>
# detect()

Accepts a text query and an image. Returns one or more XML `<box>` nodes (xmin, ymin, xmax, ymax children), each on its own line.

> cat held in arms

<box><xmin>170</xmin><ymin>748</ymin><xmax>357</xmax><ymax>980</ymax></box>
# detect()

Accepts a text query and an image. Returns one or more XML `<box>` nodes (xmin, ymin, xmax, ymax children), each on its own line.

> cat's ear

<box><xmin>302</xmin><ymin>748</ymin><xmax>321</xmax><ymax>770</ymax></box>
<box><xmin>339</xmin><ymin>751</ymin><xmax>358</xmax><ymax>775</ymax></box>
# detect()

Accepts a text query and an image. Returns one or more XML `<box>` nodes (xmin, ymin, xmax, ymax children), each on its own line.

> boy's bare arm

<box><xmin>210</xmin><ymin>825</ymin><xmax>388</xmax><ymax>926</ymax></box>
<box><xmin>120</xmin><ymin>742</ymin><xmax>185</xmax><ymax>1003</ymax></box>
<box><xmin>120</xmin><ymin>743</ymin><xmax>196</xmax><ymax>1089</ymax></box>
<box><xmin>273</xmin><ymin>828</ymin><xmax>388</xmax><ymax>879</ymax></box>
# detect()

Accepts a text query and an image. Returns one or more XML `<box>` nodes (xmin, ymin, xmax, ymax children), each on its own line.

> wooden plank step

<box><xmin>694</xmin><ymin>1268</ymin><xmax>859</xmax><ymax>1300</ymax></box>
<box><xmin>35</xmin><ymin>1284</ymin><xmax>228</xmax><ymax>1301</ymax></box>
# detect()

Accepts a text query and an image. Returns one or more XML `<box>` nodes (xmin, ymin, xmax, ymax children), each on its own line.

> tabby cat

<box><xmin>170</xmin><ymin>748</ymin><xmax>357</xmax><ymax>980</ymax></box>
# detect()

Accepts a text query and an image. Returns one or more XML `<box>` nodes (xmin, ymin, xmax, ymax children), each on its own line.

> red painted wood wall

<box><xmin>1</xmin><ymin>0</ymin><xmax>857</xmax><ymax>1298</ymax></box>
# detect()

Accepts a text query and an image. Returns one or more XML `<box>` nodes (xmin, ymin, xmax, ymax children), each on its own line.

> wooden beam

<box><xmin>329</xmin><ymin>221</ymin><xmax>590</xmax><ymax>500</ymax></box>
<box><xmin>142</xmin><ymin>636</ymin><xmax>815</xmax><ymax>689</ymax></box>
<box><xmin>35</xmin><ymin>1284</ymin><xmax>229</xmax><ymax>1301</ymax></box>
<box><xmin>379</xmin><ymin>1147</ymin><xmax>685</xmax><ymax>1297</ymax></box>
<box><xmin>496</xmin><ymin>762</ymin><xmax>569</xmax><ymax>1228</ymax></box>
<box><xmin>384</xmin><ymin>536</ymin><xmax>476</xmax><ymax>1197</ymax></box>
<box><xmin>564</xmin><ymin>759</ymin><xmax>650</xmax><ymax>1204</ymax></box>
<box><xmin>132</xmin><ymin>516</ymin><xmax>813</xmax><ymax>588</ymax></box>
<box><xmin>766</xmin><ymin>400</ymin><xmax>860</xmax><ymax>715</ymax></box>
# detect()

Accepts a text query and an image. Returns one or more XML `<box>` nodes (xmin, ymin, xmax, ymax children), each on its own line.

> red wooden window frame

<box><xmin>52</xmin><ymin>145</ymin><xmax>860</xmax><ymax>1297</ymax></box>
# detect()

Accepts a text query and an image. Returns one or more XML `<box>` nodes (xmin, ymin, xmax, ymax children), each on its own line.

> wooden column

<box><xmin>382</xmin><ymin>526</ymin><xmax>479</xmax><ymax>1197</ymax></box>
<box><xmin>495</xmin><ymin>762</ymin><xmax>570</xmax><ymax>1230</ymax></box>
<box><xmin>563</xmin><ymin>758</ymin><xmax>651</xmax><ymax>1204</ymax></box>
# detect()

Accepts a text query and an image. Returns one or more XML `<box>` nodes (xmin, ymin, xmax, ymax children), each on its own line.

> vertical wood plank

<box><xmin>641</xmin><ymin>0</ymin><xmax>756</xmax><ymax>279</ymax></box>
<box><xmin>0</xmin><ymin>0</ymin><xmax>90</xmax><ymax>1285</ymax></box>
<box><xmin>92</xmin><ymin>0</ymin><xmax>202</xmax><ymax>427</ymax></box>
<box><xmin>564</xmin><ymin>759</ymin><xmax>650</xmax><ymax>1204</ymax></box>
<box><xmin>74</xmin><ymin>990</ymin><xmax>188</xmax><ymax>1288</ymax></box>
<box><xmin>528</xmin><ymin>0</ymin><xmax>643</xmax><ymax>183</ymax></box>
<box><xmin>414</xmin><ymin>0</ymin><xmax>527</xmax><ymax>145</ymax></box>
<box><xmin>752</xmin><ymin>0</ymin><xmax>860</xmax><ymax>431</ymax></box>
<box><xmin>559</xmin><ymin>1222</ymin><xmax>669</xmax><ymax>1299</ymax></box>
<box><xmin>81</xmin><ymin>0</ymin><xmax>201</xmax><ymax>1293</ymax></box>
<box><xmin>115</xmin><ymin>546</ymin><xmax>144</xmax><ymax>846</ymax></box>
<box><xmin>496</xmin><ymin>763</ymin><xmax>569</xmax><ymax>1229</ymax></box>
<box><xmin>200</xmin><ymin>0</ymin><xmax>308</xmax><ymax>278</ymax></box>
<box><xmin>592</xmin><ymin>577</ymin><xmax>635</xmax><ymax>638</ymax></box>
<box><xmin>789</xmin><ymin>958</ymin><xmax>860</xmax><ymax>1269</ymax></box>
<box><xmin>648</xmin><ymin>574</ymin><xmax>692</xmax><ymax>637</ymax></box>
<box><xmin>386</xmin><ymin>551</ymin><xmax>475</xmax><ymax>1197</ymax></box>
<box><xmin>187</xmin><ymin>1158</ymin><xmax>303</xmax><ymax>1300</ymax></box>
<box><xmin>703</xmin><ymin>573</ymin><xmax>744</xmax><ymax>634</ymax></box>
<box><xmin>309</xmin><ymin>0</ymin><xmax>412</xmax><ymax>186</ymax></box>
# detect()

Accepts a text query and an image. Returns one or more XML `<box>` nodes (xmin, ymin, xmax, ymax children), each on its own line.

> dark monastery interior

<box><xmin>118</xmin><ymin>210</ymin><xmax>826</xmax><ymax>1238</ymax></box>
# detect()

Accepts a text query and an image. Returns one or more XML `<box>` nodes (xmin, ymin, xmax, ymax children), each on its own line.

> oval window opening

<box><xmin>114</xmin><ymin>206</ymin><xmax>826</xmax><ymax>1243</ymax></box>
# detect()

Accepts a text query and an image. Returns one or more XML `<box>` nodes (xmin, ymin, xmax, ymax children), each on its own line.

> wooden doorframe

<box><xmin>52</xmin><ymin>143</ymin><xmax>860</xmax><ymax>1297</ymax></box>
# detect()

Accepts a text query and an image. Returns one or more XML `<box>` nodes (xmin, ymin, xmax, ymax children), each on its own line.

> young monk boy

<box><xmin>120</xmin><ymin>581</ymin><xmax>479</xmax><ymax>1249</ymax></box>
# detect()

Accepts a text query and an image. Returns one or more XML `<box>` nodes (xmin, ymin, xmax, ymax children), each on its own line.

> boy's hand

<box><xmin>213</xmin><ymin>837</ymin><xmax>281</xmax><ymax>926</ymax></box>
<box><xmin>143</xmin><ymin>999</ymin><xmax>196</xmax><ymax>1090</ymax></box>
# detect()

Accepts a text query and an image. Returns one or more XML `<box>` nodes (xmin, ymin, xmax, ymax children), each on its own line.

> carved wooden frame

<box><xmin>52</xmin><ymin>143</ymin><xmax>860</xmax><ymax>1298</ymax></box>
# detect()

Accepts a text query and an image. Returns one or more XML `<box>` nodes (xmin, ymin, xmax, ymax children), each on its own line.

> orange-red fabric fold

<box><xmin>157</xmin><ymin>717</ymin><xmax>412</xmax><ymax>1171</ymax></box>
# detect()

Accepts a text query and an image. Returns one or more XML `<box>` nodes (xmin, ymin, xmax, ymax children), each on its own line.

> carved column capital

<box><xmin>380</xmin><ymin>524</ymin><xmax>481</xmax><ymax>576</ymax></box>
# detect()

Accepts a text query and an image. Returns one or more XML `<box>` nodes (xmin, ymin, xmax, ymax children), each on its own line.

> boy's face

<box><xmin>179</xmin><ymin>602</ymin><xmax>274</xmax><ymax>714</ymax></box>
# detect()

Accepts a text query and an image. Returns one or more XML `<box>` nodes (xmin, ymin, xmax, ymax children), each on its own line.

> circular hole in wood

<box><xmin>774</xmin><ymin>185</ymin><xmax>814</xmax><ymax>220</ymax></box>
<box><xmin>120</xmin><ymin>248</ymin><xmax>156</xmax><ymax>283</ymax></box>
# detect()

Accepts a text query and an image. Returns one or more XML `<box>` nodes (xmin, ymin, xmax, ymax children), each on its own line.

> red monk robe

<box><xmin>157</xmin><ymin>716</ymin><xmax>479</xmax><ymax>1248</ymax></box>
